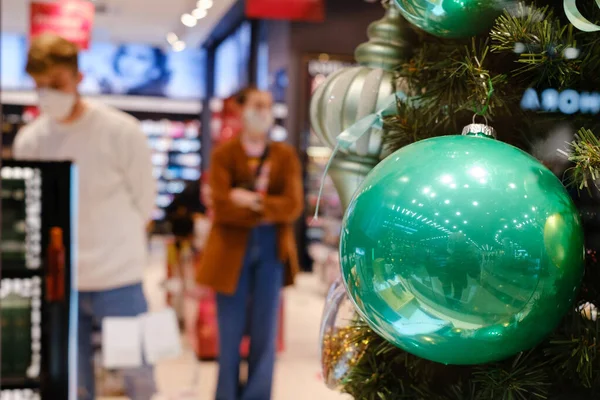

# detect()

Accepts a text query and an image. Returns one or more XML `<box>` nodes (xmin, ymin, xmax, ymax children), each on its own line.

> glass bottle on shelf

<box><xmin>46</xmin><ymin>227</ymin><xmax>65</xmax><ymax>302</ymax></box>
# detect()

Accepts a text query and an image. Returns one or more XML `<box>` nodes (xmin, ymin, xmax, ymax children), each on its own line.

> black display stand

<box><xmin>1</xmin><ymin>160</ymin><xmax>77</xmax><ymax>400</ymax></box>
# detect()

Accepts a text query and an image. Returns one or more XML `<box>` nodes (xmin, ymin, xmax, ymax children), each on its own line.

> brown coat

<box><xmin>197</xmin><ymin>137</ymin><xmax>304</xmax><ymax>295</ymax></box>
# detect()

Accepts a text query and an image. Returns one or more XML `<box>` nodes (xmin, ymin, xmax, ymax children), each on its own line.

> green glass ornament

<box><xmin>393</xmin><ymin>0</ymin><xmax>506</xmax><ymax>38</ymax></box>
<box><xmin>340</xmin><ymin>125</ymin><xmax>585</xmax><ymax>365</ymax></box>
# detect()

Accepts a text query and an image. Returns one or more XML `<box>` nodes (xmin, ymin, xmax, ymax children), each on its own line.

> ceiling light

<box><xmin>197</xmin><ymin>0</ymin><xmax>214</xmax><ymax>9</ymax></box>
<box><xmin>172</xmin><ymin>41</ymin><xmax>186</xmax><ymax>52</ymax></box>
<box><xmin>181</xmin><ymin>13</ymin><xmax>197</xmax><ymax>27</ymax></box>
<box><xmin>192</xmin><ymin>8</ymin><xmax>208</xmax><ymax>19</ymax></box>
<box><xmin>166</xmin><ymin>32</ymin><xmax>178</xmax><ymax>45</ymax></box>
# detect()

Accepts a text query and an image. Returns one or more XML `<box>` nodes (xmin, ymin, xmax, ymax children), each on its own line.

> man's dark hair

<box><xmin>235</xmin><ymin>85</ymin><xmax>260</xmax><ymax>106</ymax></box>
<box><xmin>26</xmin><ymin>33</ymin><xmax>79</xmax><ymax>76</ymax></box>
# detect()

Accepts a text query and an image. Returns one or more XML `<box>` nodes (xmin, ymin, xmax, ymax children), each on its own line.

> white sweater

<box><xmin>13</xmin><ymin>100</ymin><xmax>156</xmax><ymax>291</ymax></box>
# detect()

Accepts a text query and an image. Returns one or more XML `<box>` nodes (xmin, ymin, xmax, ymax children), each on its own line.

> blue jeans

<box><xmin>78</xmin><ymin>283</ymin><xmax>157</xmax><ymax>400</ymax></box>
<box><xmin>216</xmin><ymin>225</ymin><xmax>283</xmax><ymax>400</ymax></box>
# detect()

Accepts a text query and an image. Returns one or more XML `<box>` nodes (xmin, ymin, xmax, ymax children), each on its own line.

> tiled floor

<box><xmin>100</xmin><ymin>240</ymin><xmax>349</xmax><ymax>400</ymax></box>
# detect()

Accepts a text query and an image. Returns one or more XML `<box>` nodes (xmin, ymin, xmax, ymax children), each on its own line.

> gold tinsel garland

<box><xmin>321</xmin><ymin>325</ymin><xmax>371</xmax><ymax>388</ymax></box>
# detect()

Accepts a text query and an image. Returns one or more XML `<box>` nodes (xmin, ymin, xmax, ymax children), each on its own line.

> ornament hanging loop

<box><xmin>472</xmin><ymin>113</ymin><xmax>489</xmax><ymax>126</ymax></box>
<box><xmin>463</xmin><ymin>77</ymin><xmax>496</xmax><ymax>139</ymax></box>
<box><xmin>472</xmin><ymin>76</ymin><xmax>494</xmax><ymax>118</ymax></box>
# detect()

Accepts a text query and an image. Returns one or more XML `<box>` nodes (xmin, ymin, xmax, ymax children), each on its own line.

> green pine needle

<box><xmin>561</xmin><ymin>128</ymin><xmax>600</xmax><ymax>191</ymax></box>
<box><xmin>490</xmin><ymin>5</ymin><xmax>581</xmax><ymax>88</ymax></box>
<box><xmin>472</xmin><ymin>351</ymin><xmax>551</xmax><ymax>400</ymax></box>
<box><xmin>341</xmin><ymin>314</ymin><xmax>600</xmax><ymax>399</ymax></box>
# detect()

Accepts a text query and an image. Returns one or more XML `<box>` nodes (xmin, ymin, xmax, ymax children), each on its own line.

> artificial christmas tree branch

<box><xmin>560</xmin><ymin>128</ymin><xmax>600</xmax><ymax>191</ymax></box>
<box><xmin>342</xmin><ymin>311</ymin><xmax>600</xmax><ymax>399</ymax></box>
<box><xmin>335</xmin><ymin>1</ymin><xmax>600</xmax><ymax>399</ymax></box>
<box><xmin>385</xmin><ymin>1</ymin><xmax>600</xmax><ymax>148</ymax></box>
<box><xmin>490</xmin><ymin>7</ymin><xmax>581</xmax><ymax>87</ymax></box>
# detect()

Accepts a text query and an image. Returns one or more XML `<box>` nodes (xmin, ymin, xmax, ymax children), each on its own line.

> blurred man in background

<box><xmin>198</xmin><ymin>87</ymin><xmax>304</xmax><ymax>400</ymax></box>
<box><xmin>13</xmin><ymin>33</ymin><xmax>157</xmax><ymax>400</ymax></box>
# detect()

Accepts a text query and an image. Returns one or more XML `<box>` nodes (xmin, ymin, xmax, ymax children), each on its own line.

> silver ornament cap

<box><xmin>461</xmin><ymin>123</ymin><xmax>497</xmax><ymax>139</ymax></box>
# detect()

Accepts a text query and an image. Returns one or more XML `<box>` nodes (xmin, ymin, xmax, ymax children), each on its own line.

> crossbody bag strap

<box><xmin>252</xmin><ymin>144</ymin><xmax>270</xmax><ymax>190</ymax></box>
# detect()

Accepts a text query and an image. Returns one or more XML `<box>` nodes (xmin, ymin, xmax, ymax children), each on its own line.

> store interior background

<box><xmin>1</xmin><ymin>0</ymin><xmax>385</xmax><ymax>398</ymax></box>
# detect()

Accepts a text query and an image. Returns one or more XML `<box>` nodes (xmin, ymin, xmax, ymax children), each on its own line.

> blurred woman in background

<box><xmin>198</xmin><ymin>87</ymin><xmax>304</xmax><ymax>400</ymax></box>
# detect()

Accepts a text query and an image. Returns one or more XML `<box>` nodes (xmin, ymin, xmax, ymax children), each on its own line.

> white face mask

<box><xmin>37</xmin><ymin>88</ymin><xmax>76</xmax><ymax>121</ymax></box>
<box><xmin>243</xmin><ymin>108</ymin><xmax>274</xmax><ymax>134</ymax></box>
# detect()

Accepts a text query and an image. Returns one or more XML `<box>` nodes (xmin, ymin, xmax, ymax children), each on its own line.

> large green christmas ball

<box><xmin>340</xmin><ymin>133</ymin><xmax>584</xmax><ymax>365</ymax></box>
<box><xmin>393</xmin><ymin>0</ymin><xmax>506</xmax><ymax>38</ymax></box>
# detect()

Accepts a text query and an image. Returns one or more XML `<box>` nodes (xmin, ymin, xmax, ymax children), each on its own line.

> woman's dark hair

<box><xmin>235</xmin><ymin>85</ymin><xmax>260</xmax><ymax>106</ymax></box>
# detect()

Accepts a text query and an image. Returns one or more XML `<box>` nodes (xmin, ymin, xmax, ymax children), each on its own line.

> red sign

<box><xmin>246</xmin><ymin>0</ymin><xmax>325</xmax><ymax>22</ymax></box>
<box><xmin>30</xmin><ymin>1</ymin><xmax>95</xmax><ymax>49</ymax></box>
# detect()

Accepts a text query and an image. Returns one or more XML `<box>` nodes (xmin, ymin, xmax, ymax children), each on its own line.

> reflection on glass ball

<box><xmin>340</xmin><ymin>134</ymin><xmax>585</xmax><ymax>365</ymax></box>
<box><xmin>319</xmin><ymin>278</ymin><xmax>367</xmax><ymax>389</ymax></box>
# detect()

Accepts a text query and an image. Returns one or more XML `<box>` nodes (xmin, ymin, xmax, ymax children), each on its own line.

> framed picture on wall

<box><xmin>0</xmin><ymin>33</ymin><xmax>206</xmax><ymax>100</ymax></box>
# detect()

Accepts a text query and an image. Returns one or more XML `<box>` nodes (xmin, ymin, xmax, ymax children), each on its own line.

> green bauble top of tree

<box><xmin>393</xmin><ymin>0</ymin><xmax>508</xmax><ymax>38</ymax></box>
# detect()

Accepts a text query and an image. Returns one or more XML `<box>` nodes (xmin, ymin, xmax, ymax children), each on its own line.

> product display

<box><xmin>340</xmin><ymin>128</ymin><xmax>585</xmax><ymax>365</ymax></box>
<box><xmin>1</xmin><ymin>165</ymin><xmax>42</xmax><ymax>273</ymax></box>
<box><xmin>305</xmin><ymin>134</ymin><xmax>344</xmax><ymax>283</ymax></box>
<box><xmin>1</xmin><ymin>106</ymin><xmax>37</xmax><ymax>160</ymax></box>
<box><xmin>1</xmin><ymin>280</ymin><xmax>36</xmax><ymax>379</ymax></box>
<box><xmin>0</xmin><ymin>389</ymin><xmax>41</xmax><ymax>400</ymax></box>
<box><xmin>306</xmin><ymin>147</ymin><xmax>343</xmax><ymax>225</ymax></box>
<box><xmin>142</xmin><ymin>118</ymin><xmax>202</xmax><ymax>221</ymax></box>
<box><xmin>309</xmin><ymin>243</ymin><xmax>342</xmax><ymax>293</ymax></box>
<box><xmin>0</xmin><ymin>161</ymin><xmax>76</xmax><ymax>399</ymax></box>
<box><xmin>1</xmin><ymin>174</ymin><xmax>27</xmax><ymax>268</ymax></box>
<box><xmin>393</xmin><ymin>0</ymin><xmax>505</xmax><ymax>38</ymax></box>
<box><xmin>301</xmin><ymin>56</ymin><xmax>348</xmax><ymax>274</ymax></box>
<box><xmin>1</xmin><ymin>105</ymin><xmax>201</xmax><ymax>223</ymax></box>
